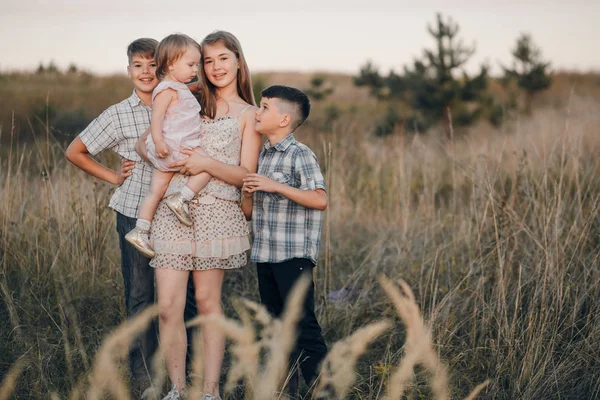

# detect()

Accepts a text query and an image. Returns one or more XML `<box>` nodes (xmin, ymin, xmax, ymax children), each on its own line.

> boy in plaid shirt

<box><xmin>242</xmin><ymin>85</ymin><xmax>328</xmax><ymax>395</ymax></box>
<box><xmin>65</xmin><ymin>38</ymin><xmax>196</xmax><ymax>397</ymax></box>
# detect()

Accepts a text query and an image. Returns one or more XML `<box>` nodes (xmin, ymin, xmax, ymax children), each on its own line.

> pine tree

<box><xmin>502</xmin><ymin>34</ymin><xmax>552</xmax><ymax>114</ymax></box>
<box><xmin>305</xmin><ymin>74</ymin><xmax>334</xmax><ymax>101</ymax></box>
<box><xmin>354</xmin><ymin>13</ymin><xmax>489</xmax><ymax>137</ymax></box>
<box><xmin>403</xmin><ymin>13</ymin><xmax>488</xmax><ymax>138</ymax></box>
<box><xmin>354</xmin><ymin>61</ymin><xmax>387</xmax><ymax>98</ymax></box>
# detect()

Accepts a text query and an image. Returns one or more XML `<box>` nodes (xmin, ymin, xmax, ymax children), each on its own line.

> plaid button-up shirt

<box><xmin>79</xmin><ymin>90</ymin><xmax>153</xmax><ymax>218</ymax></box>
<box><xmin>250</xmin><ymin>133</ymin><xmax>326</xmax><ymax>265</ymax></box>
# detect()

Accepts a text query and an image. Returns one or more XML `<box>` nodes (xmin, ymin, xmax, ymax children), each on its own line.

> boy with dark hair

<box><xmin>66</xmin><ymin>38</ymin><xmax>196</xmax><ymax>397</ymax></box>
<box><xmin>242</xmin><ymin>85</ymin><xmax>328</xmax><ymax>396</ymax></box>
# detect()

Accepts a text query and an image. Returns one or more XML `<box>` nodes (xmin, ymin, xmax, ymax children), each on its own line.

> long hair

<box><xmin>155</xmin><ymin>33</ymin><xmax>201</xmax><ymax>80</ymax></box>
<box><xmin>195</xmin><ymin>31</ymin><xmax>255</xmax><ymax>119</ymax></box>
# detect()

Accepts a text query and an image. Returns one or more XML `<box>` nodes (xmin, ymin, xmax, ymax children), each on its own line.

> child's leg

<box><xmin>191</xmin><ymin>268</ymin><xmax>226</xmax><ymax>396</ymax></box>
<box><xmin>116</xmin><ymin>213</ymin><xmax>157</xmax><ymax>390</ymax></box>
<box><xmin>256</xmin><ymin>263</ymin><xmax>285</xmax><ymax>318</ymax></box>
<box><xmin>178</xmin><ymin>172</ymin><xmax>211</xmax><ymax>201</ymax></box>
<box><xmin>138</xmin><ymin>169</ymin><xmax>175</xmax><ymax>224</ymax></box>
<box><xmin>165</xmin><ymin>171</ymin><xmax>210</xmax><ymax>227</ymax></box>
<box><xmin>271</xmin><ymin>258</ymin><xmax>327</xmax><ymax>387</ymax></box>
<box><xmin>155</xmin><ymin>268</ymin><xmax>191</xmax><ymax>393</ymax></box>
<box><xmin>126</xmin><ymin>170</ymin><xmax>174</xmax><ymax>257</ymax></box>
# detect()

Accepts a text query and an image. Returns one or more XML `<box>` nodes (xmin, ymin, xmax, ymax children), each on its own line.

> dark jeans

<box><xmin>257</xmin><ymin>258</ymin><xmax>327</xmax><ymax>390</ymax></box>
<box><xmin>116</xmin><ymin>212</ymin><xmax>198</xmax><ymax>389</ymax></box>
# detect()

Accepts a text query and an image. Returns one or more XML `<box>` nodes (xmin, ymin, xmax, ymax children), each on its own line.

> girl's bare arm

<box><xmin>151</xmin><ymin>89</ymin><xmax>176</xmax><ymax>158</ymax></box>
<box><xmin>171</xmin><ymin>106</ymin><xmax>262</xmax><ymax>187</ymax></box>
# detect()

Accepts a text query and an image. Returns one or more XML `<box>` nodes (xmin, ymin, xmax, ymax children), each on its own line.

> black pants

<box><xmin>257</xmin><ymin>258</ymin><xmax>327</xmax><ymax>388</ymax></box>
<box><xmin>116</xmin><ymin>212</ymin><xmax>197</xmax><ymax>389</ymax></box>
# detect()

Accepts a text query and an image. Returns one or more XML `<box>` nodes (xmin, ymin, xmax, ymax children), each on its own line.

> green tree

<box><xmin>374</xmin><ymin>106</ymin><xmax>403</xmax><ymax>137</ymax></box>
<box><xmin>67</xmin><ymin>63</ymin><xmax>78</xmax><ymax>74</ymax></box>
<box><xmin>354</xmin><ymin>13</ymin><xmax>490</xmax><ymax>137</ymax></box>
<box><xmin>402</xmin><ymin>13</ymin><xmax>489</xmax><ymax>138</ymax></box>
<box><xmin>354</xmin><ymin>61</ymin><xmax>387</xmax><ymax>98</ymax></box>
<box><xmin>47</xmin><ymin>60</ymin><xmax>59</xmax><ymax>74</ymax></box>
<box><xmin>305</xmin><ymin>74</ymin><xmax>334</xmax><ymax>101</ymax></box>
<box><xmin>502</xmin><ymin>33</ymin><xmax>552</xmax><ymax>114</ymax></box>
<box><xmin>322</xmin><ymin>104</ymin><xmax>342</xmax><ymax>132</ymax></box>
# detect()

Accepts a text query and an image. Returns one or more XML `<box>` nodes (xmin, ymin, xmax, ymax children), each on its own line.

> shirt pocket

<box><xmin>266</xmin><ymin>171</ymin><xmax>291</xmax><ymax>201</ymax></box>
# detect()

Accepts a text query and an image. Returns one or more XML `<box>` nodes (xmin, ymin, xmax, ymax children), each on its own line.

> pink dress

<box><xmin>145</xmin><ymin>80</ymin><xmax>202</xmax><ymax>171</ymax></box>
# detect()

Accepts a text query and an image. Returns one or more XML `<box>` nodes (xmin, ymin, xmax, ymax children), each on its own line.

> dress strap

<box><xmin>237</xmin><ymin>104</ymin><xmax>253</xmax><ymax>117</ymax></box>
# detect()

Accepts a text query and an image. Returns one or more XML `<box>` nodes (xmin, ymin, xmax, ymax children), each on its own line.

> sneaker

<box><xmin>165</xmin><ymin>193</ymin><xmax>193</xmax><ymax>227</ymax></box>
<box><xmin>162</xmin><ymin>384</ymin><xmax>183</xmax><ymax>400</ymax></box>
<box><xmin>202</xmin><ymin>394</ymin><xmax>222</xmax><ymax>400</ymax></box>
<box><xmin>125</xmin><ymin>227</ymin><xmax>155</xmax><ymax>258</ymax></box>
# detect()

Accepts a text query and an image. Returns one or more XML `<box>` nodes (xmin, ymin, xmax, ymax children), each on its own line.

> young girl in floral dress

<box><xmin>137</xmin><ymin>31</ymin><xmax>261</xmax><ymax>400</ymax></box>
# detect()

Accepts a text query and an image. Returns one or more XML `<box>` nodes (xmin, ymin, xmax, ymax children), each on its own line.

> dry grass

<box><xmin>316</xmin><ymin>320</ymin><xmax>392</xmax><ymax>398</ymax></box>
<box><xmin>0</xmin><ymin>356</ymin><xmax>27</xmax><ymax>400</ymax></box>
<box><xmin>1</xmin><ymin>72</ymin><xmax>600</xmax><ymax>398</ymax></box>
<box><xmin>0</xmin><ymin>273</ymin><xmax>491</xmax><ymax>399</ymax></box>
<box><xmin>87</xmin><ymin>306</ymin><xmax>158</xmax><ymax>400</ymax></box>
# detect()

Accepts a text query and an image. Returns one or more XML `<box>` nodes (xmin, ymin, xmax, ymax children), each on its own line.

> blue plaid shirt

<box><xmin>250</xmin><ymin>133</ymin><xmax>326</xmax><ymax>265</ymax></box>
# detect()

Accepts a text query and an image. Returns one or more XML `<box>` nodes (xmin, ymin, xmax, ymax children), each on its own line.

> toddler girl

<box><xmin>126</xmin><ymin>33</ymin><xmax>210</xmax><ymax>257</ymax></box>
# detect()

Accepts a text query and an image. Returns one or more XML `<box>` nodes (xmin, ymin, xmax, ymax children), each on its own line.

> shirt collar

<box><xmin>127</xmin><ymin>89</ymin><xmax>149</xmax><ymax>109</ymax></box>
<box><xmin>263</xmin><ymin>133</ymin><xmax>296</xmax><ymax>152</ymax></box>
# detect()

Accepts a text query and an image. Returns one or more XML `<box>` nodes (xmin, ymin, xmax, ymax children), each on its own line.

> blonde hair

<box><xmin>155</xmin><ymin>33</ymin><xmax>201</xmax><ymax>80</ymax></box>
<box><xmin>195</xmin><ymin>31</ymin><xmax>255</xmax><ymax>119</ymax></box>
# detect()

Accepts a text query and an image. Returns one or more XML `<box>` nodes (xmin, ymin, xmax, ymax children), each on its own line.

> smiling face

<box><xmin>167</xmin><ymin>45</ymin><xmax>200</xmax><ymax>84</ymax></box>
<box><xmin>202</xmin><ymin>41</ymin><xmax>239</xmax><ymax>89</ymax></box>
<box><xmin>127</xmin><ymin>55</ymin><xmax>158</xmax><ymax>95</ymax></box>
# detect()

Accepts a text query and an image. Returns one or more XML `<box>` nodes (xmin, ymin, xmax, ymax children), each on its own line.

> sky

<box><xmin>1</xmin><ymin>0</ymin><xmax>599</xmax><ymax>76</ymax></box>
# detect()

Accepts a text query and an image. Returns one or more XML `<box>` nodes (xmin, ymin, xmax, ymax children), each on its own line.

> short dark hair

<box><xmin>127</xmin><ymin>38</ymin><xmax>158</xmax><ymax>64</ymax></box>
<box><xmin>261</xmin><ymin>85</ymin><xmax>311</xmax><ymax>130</ymax></box>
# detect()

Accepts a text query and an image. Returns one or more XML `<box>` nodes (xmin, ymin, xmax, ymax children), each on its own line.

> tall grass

<box><xmin>1</xmin><ymin>92</ymin><xmax>600</xmax><ymax>398</ymax></box>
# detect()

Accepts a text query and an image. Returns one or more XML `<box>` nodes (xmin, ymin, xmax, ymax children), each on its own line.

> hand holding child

<box><xmin>170</xmin><ymin>147</ymin><xmax>211</xmax><ymax>175</ymax></box>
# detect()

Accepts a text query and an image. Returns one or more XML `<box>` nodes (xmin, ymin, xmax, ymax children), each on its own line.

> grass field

<box><xmin>1</xmin><ymin>71</ymin><xmax>600</xmax><ymax>399</ymax></box>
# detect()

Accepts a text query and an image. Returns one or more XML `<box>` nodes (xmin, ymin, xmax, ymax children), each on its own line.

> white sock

<box><xmin>179</xmin><ymin>186</ymin><xmax>196</xmax><ymax>201</ymax></box>
<box><xmin>136</xmin><ymin>219</ymin><xmax>151</xmax><ymax>232</ymax></box>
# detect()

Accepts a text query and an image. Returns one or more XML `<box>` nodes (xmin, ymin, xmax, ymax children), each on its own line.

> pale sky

<box><xmin>1</xmin><ymin>0</ymin><xmax>599</xmax><ymax>76</ymax></box>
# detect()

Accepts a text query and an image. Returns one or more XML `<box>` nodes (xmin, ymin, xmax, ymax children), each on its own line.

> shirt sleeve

<box><xmin>294</xmin><ymin>148</ymin><xmax>326</xmax><ymax>191</ymax></box>
<box><xmin>78</xmin><ymin>107</ymin><xmax>118</xmax><ymax>156</ymax></box>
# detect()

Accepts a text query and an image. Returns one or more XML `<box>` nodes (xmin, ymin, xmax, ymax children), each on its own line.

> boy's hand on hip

<box><xmin>115</xmin><ymin>159</ymin><xmax>135</xmax><ymax>185</ymax></box>
<box><xmin>243</xmin><ymin>173</ymin><xmax>281</xmax><ymax>193</ymax></box>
